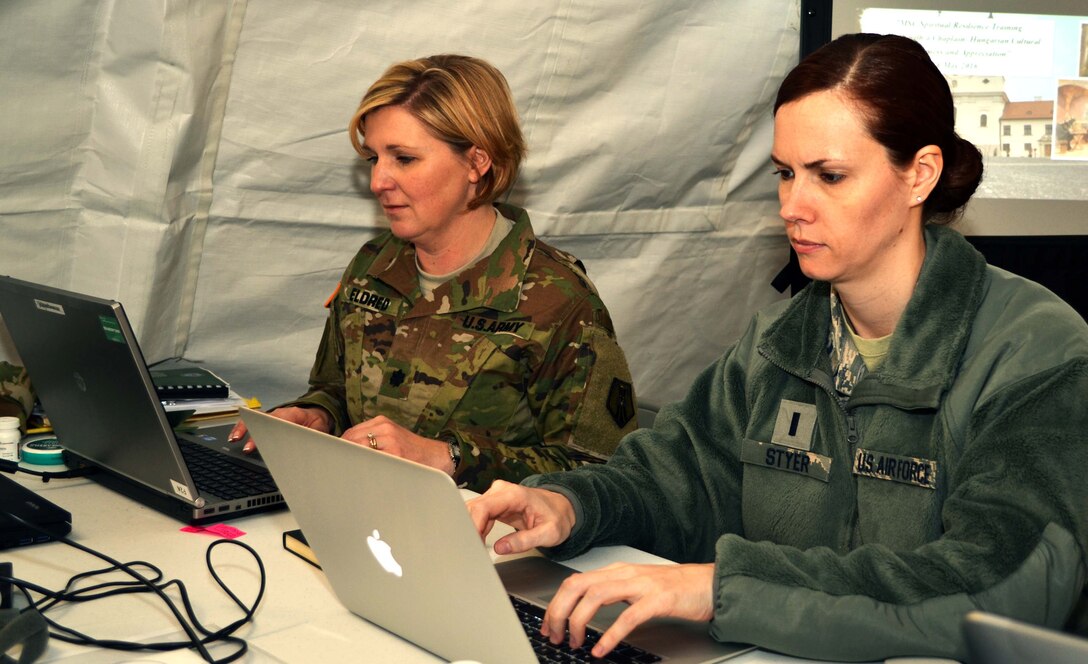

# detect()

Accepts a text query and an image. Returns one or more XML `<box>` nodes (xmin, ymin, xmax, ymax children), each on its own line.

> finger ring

<box><xmin>367</xmin><ymin>432</ymin><xmax>378</xmax><ymax>449</ymax></box>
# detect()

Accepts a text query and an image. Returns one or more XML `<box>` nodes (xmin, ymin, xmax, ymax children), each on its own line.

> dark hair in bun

<box><xmin>775</xmin><ymin>33</ymin><xmax>983</xmax><ymax>224</ymax></box>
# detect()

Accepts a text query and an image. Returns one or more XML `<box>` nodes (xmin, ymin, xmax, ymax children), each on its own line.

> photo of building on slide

<box><xmin>949</xmin><ymin>77</ymin><xmax>1086</xmax><ymax>159</ymax></box>
<box><xmin>861</xmin><ymin>9</ymin><xmax>1088</xmax><ymax>201</ymax></box>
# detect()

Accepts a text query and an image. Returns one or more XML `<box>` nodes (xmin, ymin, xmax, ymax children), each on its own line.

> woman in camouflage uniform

<box><xmin>232</xmin><ymin>55</ymin><xmax>637</xmax><ymax>492</ymax></box>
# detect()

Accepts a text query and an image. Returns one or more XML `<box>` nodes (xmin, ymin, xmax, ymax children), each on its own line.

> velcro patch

<box><xmin>852</xmin><ymin>448</ymin><xmax>937</xmax><ymax>490</ymax></box>
<box><xmin>741</xmin><ymin>439</ymin><xmax>832</xmax><ymax>482</ymax></box>
<box><xmin>771</xmin><ymin>399</ymin><xmax>817</xmax><ymax>450</ymax></box>
<box><xmin>456</xmin><ymin>315</ymin><xmax>533</xmax><ymax>338</ymax></box>
<box><xmin>344</xmin><ymin>286</ymin><xmax>396</xmax><ymax>313</ymax></box>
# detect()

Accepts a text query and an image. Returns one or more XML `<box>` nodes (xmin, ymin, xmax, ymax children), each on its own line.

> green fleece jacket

<box><xmin>526</xmin><ymin>225</ymin><xmax>1088</xmax><ymax>661</ymax></box>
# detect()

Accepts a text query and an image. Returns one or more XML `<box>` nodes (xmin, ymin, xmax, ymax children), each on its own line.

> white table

<box><xmin>4</xmin><ymin>469</ymin><xmax>865</xmax><ymax>664</ymax></box>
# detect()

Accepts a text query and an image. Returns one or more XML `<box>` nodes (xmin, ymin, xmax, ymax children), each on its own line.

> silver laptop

<box><xmin>0</xmin><ymin>276</ymin><xmax>284</xmax><ymax>524</ymax></box>
<box><xmin>963</xmin><ymin>611</ymin><xmax>1088</xmax><ymax>664</ymax></box>
<box><xmin>241</xmin><ymin>408</ymin><xmax>754</xmax><ymax>663</ymax></box>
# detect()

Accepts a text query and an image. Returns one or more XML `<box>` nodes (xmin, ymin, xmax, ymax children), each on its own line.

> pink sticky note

<box><xmin>180</xmin><ymin>524</ymin><xmax>246</xmax><ymax>539</ymax></box>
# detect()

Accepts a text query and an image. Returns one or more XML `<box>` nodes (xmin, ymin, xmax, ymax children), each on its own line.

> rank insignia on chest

<box><xmin>771</xmin><ymin>399</ymin><xmax>818</xmax><ymax>450</ymax></box>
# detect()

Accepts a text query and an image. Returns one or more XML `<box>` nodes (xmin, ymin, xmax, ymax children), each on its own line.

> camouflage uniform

<box><xmin>283</xmin><ymin>203</ymin><xmax>637</xmax><ymax>491</ymax></box>
<box><xmin>0</xmin><ymin>361</ymin><xmax>33</xmax><ymax>429</ymax></box>
<box><xmin>826</xmin><ymin>289</ymin><xmax>868</xmax><ymax>400</ymax></box>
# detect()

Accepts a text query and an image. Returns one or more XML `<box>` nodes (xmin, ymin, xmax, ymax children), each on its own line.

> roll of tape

<box><xmin>21</xmin><ymin>435</ymin><xmax>65</xmax><ymax>466</ymax></box>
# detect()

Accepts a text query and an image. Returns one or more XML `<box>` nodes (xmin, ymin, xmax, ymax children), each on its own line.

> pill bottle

<box><xmin>0</xmin><ymin>416</ymin><xmax>20</xmax><ymax>462</ymax></box>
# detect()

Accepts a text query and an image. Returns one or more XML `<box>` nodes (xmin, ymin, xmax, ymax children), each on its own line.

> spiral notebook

<box><xmin>150</xmin><ymin>363</ymin><xmax>230</xmax><ymax>400</ymax></box>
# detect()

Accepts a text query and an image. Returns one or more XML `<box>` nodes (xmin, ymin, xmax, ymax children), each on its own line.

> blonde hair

<box><xmin>349</xmin><ymin>54</ymin><xmax>526</xmax><ymax>210</ymax></box>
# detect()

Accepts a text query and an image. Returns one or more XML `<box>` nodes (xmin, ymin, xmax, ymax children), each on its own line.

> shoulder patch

<box><xmin>606</xmin><ymin>378</ymin><xmax>635</xmax><ymax>428</ymax></box>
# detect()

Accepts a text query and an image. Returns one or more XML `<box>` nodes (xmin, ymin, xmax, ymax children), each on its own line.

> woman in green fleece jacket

<box><xmin>468</xmin><ymin>33</ymin><xmax>1088</xmax><ymax>661</ymax></box>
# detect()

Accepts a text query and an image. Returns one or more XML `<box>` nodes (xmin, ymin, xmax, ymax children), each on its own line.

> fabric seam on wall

<box><xmin>171</xmin><ymin>0</ymin><xmax>250</xmax><ymax>357</ymax></box>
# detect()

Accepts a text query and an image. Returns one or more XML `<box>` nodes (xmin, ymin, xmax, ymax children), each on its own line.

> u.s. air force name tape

<box><xmin>852</xmin><ymin>448</ymin><xmax>937</xmax><ymax>490</ymax></box>
<box><xmin>741</xmin><ymin>439</ymin><xmax>832</xmax><ymax>482</ymax></box>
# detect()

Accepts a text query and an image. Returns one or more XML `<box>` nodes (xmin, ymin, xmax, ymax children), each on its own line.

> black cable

<box><xmin>14</xmin><ymin>538</ymin><xmax>259</xmax><ymax>661</ymax></box>
<box><xmin>1</xmin><ymin>511</ymin><xmax>265</xmax><ymax>663</ymax></box>
<box><xmin>0</xmin><ymin>458</ymin><xmax>95</xmax><ymax>482</ymax></box>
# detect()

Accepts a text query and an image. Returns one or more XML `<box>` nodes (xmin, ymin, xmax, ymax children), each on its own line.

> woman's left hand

<box><xmin>341</xmin><ymin>416</ymin><xmax>455</xmax><ymax>474</ymax></box>
<box><xmin>543</xmin><ymin>562</ymin><xmax>715</xmax><ymax>658</ymax></box>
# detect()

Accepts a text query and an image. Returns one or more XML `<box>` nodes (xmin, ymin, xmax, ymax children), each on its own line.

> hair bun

<box><xmin>929</xmin><ymin>136</ymin><xmax>983</xmax><ymax>219</ymax></box>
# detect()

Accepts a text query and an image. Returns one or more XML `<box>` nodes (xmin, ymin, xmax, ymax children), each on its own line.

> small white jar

<box><xmin>0</xmin><ymin>416</ymin><xmax>20</xmax><ymax>462</ymax></box>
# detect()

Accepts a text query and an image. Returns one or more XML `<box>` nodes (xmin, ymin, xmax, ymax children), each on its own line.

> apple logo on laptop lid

<box><xmin>367</xmin><ymin>529</ymin><xmax>403</xmax><ymax>577</ymax></box>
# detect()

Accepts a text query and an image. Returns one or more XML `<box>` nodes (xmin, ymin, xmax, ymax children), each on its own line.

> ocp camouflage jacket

<box><xmin>285</xmin><ymin>203</ymin><xmax>638</xmax><ymax>492</ymax></box>
<box><xmin>528</xmin><ymin>224</ymin><xmax>1088</xmax><ymax>661</ymax></box>
<box><xmin>0</xmin><ymin>361</ymin><xmax>33</xmax><ymax>427</ymax></box>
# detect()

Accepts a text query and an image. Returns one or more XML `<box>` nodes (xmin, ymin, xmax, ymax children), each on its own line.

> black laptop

<box><xmin>0</xmin><ymin>473</ymin><xmax>72</xmax><ymax>548</ymax></box>
<box><xmin>0</xmin><ymin>276</ymin><xmax>283</xmax><ymax>524</ymax></box>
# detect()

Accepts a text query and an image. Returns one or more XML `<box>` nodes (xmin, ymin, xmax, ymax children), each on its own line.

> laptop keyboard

<box><xmin>509</xmin><ymin>595</ymin><xmax>663</xmax><ymax>664</ymax></box>
<box><xmin>177</xmin><ymin>440</ymin><xmax>278</xmax><ymax>500</ymax></box>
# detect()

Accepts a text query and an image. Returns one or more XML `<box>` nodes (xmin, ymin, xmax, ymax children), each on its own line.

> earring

<box><xmin>916</xmin><ymin>196</ymin><xmax>923</xmax><ymax>202</ymax></box>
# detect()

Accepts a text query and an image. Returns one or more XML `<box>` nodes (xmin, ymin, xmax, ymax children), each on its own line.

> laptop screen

<box><xmin>0</xmin><ymin>276</ymin><xmax>199</xmax><ymax>504</ymax></box>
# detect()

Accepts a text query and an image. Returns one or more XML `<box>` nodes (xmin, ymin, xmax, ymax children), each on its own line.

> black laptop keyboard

<box><xmin>509</xmin><ymin>595</ymin><xmax>662</xmax><ymax>664</ymax></box>
<box><xmin>177</xmin><ymin>440</ymin><xmax>277</xmax><ymax>500</ymax></box>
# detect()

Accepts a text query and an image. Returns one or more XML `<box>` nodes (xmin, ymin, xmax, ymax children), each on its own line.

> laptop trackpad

<box><xmin>178</xmin><ymin>424</ymin><xmax>267</xmax><ymax>469</ymax></box>
<box><xmin>497</xmin><ymin>556</ymin><xmax>754</xmax><ymax>662</ymax></box>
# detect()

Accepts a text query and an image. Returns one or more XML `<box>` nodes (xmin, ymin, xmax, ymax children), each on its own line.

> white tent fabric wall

<box><xmin>0</xmin><ymin>0</ymin><xmax>798</xmax><ymax>412</ymax></box>
<box><xmin>0</xmin><ymin>0</ymin><xmax>244</xmax><ymax>364</ymax></box>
